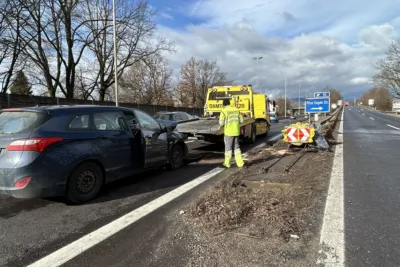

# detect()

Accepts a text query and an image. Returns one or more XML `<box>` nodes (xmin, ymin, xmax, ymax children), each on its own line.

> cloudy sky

<box><xmin>147</xmin><ymin>0</ymin><xmax>400</xmax><ymax>100</ymax></box>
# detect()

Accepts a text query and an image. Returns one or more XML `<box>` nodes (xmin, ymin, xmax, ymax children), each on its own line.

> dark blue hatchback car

<box><xmin>0</xmin><ymin>105</ymin><xmax>189</xmax><ymax>203</ymax></box>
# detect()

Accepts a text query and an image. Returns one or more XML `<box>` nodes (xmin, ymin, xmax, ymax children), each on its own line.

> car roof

<box><xmin>155</xmin><ymin>111</ymin><xmax>184</xmax><ymax>114</ymax></box>
<box><xmin>1</xmin><ymin>105</ymin><xmax>139</xmax><ymax>115</ymax></box>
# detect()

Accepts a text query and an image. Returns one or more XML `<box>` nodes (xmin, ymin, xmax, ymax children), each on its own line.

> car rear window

<box><xmin>0</xmin><ymin>111</ymin><xmax>48</xmax><ymax>134</ymax></box>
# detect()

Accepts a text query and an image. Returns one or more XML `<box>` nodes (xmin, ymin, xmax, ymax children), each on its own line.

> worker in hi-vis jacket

<box><xmin>219</xmin><ymin>98</ymin><xmax>245</xmax><ymax>168</ymax></box>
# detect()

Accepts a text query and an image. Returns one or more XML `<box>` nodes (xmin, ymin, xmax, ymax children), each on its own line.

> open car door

<box><xmin>133</xmin><ymin>109</ymin><xmax>168</xmax><ymax>168</ymax></box>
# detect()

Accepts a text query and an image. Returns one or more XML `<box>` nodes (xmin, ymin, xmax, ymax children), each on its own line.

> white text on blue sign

<box><xmin>307</xmin><ymin>99</ymin><xmax>329</xmax><ymax>105</ymax></box>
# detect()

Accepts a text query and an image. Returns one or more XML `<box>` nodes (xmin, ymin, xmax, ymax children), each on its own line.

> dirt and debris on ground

<box><xmin>163</xmin><ymin>119</ymin><xmax>341</xmax><ymax>267</ymax></box>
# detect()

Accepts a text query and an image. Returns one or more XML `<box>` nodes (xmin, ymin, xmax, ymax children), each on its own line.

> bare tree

<box><xmin>359</xmin><ymin>87</ymin><xmax>392</xmax><ymax>111</ymax></box>
<box><xmin>8</xmin><ymin>0</ymin><xmax>61</xmax><ymax>97</ymax></box>
<box><xmin>85</xmin><ymin>0</ymin><xmax>174</xmax><ymax>102</ymax></box>
<box><xmin>74</xmin><ymin>69</ymin><xmax>94</xmax><ymax>100</ymax></box>
<box><xmin>119</xmin><ymin>53</ymin><xmax>174</xmax><ymax>105</ymax></box>
<box><xmin>0</xmin><ymin>0</ymin><xmax>26</xmax><ymax>93</ymax></box>
<box><xmin>175</xmin><ymin>57</ymin><xmax>230</xmax><ymax>108</ymax></box>
<box><xmin>275</xmin><ymin>97</ymin><xmax>294</xmax><ymax>116</ymax></box>
<box><xmin>373</xmin><ymin>41</ymin><xmax>400</xmax><ymax>97</ymax></box>
<box><xmin>6</xmin><ymin>0</ymin><xmax>105</xmax><ymax>98</ymax></box>
<box><xmin>323</xmin><ymin>86</ymin><xmax>343</xmax><ymax>104</ymax></box>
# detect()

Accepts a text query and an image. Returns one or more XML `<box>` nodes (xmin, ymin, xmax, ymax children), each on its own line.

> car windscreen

<box><xmin>153</xmin><ymin>114</ymin><xmax>172</xmax><ymax>120</ymax></box>
<box><xmin>0</xmin><ymin>111</ymin><xmax>48</xmax><ymax>135</ymax></box>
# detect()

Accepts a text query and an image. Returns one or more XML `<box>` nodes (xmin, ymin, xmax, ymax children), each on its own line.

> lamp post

<box><xmin>284</xmin><ymin>60</ymin><xmax>287</xmax><ymax>117</ymax></box>
<box><xmin>252</xmin><ymin>57</ymin><xmax>263</xmax><ymax>90</ymax></box>
<box><xmin>298</xmin><ymin>81</ymin><xmax>301</xmax><ymax>116</ymax></box>
<box><xmin>112</xmin><ymin>0</ymin><xmax>119</xmax><ymax>106</ymax></box>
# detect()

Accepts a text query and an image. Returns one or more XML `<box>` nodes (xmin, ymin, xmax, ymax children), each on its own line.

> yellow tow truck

<box><xmin>174</xmin><ymin>85</ymin><xmax>271</xmax><ymax>144</ymax></box>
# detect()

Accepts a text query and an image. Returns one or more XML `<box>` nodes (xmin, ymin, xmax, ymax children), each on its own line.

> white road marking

<box><xmin>362</xmin><ymin>113</ymin><xmax>365</xmax><ymax>115</ymax></box>
<box><xmin>269</xmin><ymin>133</ymin><xmax>283</xmax><ymax>141</ymax></box>
<box><xmin>387</xmin><ymin>124</ymin><xmax>400</xmax><ymax>130</ymax></box>
<box><xmin>318</xmin><ymin>109</ymin><xmax>345</xmax><ymax>266</ymax></box>
<box><xmin>185</xmin><ymin>140</ymin><xmax>195</xmax><ymax>143</ymax></box>
<box><xmin>370</xmin><ymin>117</ymin><xmax>375</xmax><ymax>120</ymax></box>
<box><xmin>27</xmin><ymin>167</ymin><xmax>225</xmax><ymax>267</ymax></box>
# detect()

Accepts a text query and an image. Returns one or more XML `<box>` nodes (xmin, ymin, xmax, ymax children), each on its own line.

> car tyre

<box><xmin>168</xmin><ymin>144</ymin><xmax>184</xmax><ymax>170</ymax></box>
<box><xmin>247</xmin><ymin>125</ymin><xmax>257</xmax><ymax>144</ymax></box>
<box><xmin>66</xmin><ymin>161</ymin><xmax>104</xmax><ymax>204</ymax></box>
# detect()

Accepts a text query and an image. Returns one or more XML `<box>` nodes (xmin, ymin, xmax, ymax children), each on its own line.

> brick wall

<box><xmin>0</xmin><ymin>93</ymin><xmax>203</xmax><ymax>116</ymax></box>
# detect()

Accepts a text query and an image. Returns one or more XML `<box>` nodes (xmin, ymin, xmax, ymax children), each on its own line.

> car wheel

<box><xmin>66</xmin><ymin>161</ymin><xmax>104</xmax><ymax>204</ymax></box>
<box><xmin>168</xmin><ymin>144</ymin><xmax>184</xmax><ymax>170</ymax></box>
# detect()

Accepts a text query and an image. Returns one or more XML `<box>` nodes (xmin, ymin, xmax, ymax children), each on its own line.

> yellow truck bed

<box><xmin>175</xmin><ymin>117</ymin><xmax>255</xmax><ymax>136</ymax></box>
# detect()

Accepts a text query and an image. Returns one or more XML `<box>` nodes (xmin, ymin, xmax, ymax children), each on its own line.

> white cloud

<box><xmin>348</xmin><ymin>77</ymin><xmax>371</xmax><ymax>85</ymax></box>
<box><xmin>157</xmin><ymin>0</ymin><xmax>400</xmax><ymax>99</ymax></box>
<box><xmin>160</xmin><ymin>12</ymin><xmax>173</xmax><ymax>20</ymax></box>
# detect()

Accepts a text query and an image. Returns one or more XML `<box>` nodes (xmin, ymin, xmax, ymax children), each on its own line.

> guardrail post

<box><xmin>56</xmin><ymin>97</ymin><xmax>60</xmax><ymax>105</ymax></box>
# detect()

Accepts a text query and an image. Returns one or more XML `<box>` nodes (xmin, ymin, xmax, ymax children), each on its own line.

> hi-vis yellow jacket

<box><xmin>219</xmin><ymin>106</ymin><xmax>244</xmax><ymax>136</ymax></box>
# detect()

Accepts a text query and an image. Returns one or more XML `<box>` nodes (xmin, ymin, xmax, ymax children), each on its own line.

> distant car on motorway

<box><xmin>154</xmin><ymin>118</ymin><xmax>178</xmax><ymax>131</ymax></box>
<box><xmin>270</xmin><ymin>114</ymin><xmax>279</xmax><ymax>122</ymax></box>
<box><xmin>0</xmin><ymin>105</ymin><xmax>189</xmax><ymax>203</ymax></box>
<box><xmin>153</xmin><ymin>111</ymin><xmax>197</xmax><ymax>132</ymax></box>
<box><xmin>153</xmin><ymin>111</ymin><xmax>194</xmax><ymax>122</ymax></box>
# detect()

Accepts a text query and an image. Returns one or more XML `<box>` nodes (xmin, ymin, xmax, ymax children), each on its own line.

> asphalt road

<box><xmin>344</xmin><ymin>106</ymin><xmax>400</xmax><ymax>266</ymax></box>
<box><xmin>0</xmin><ymin>118</ymin><xmax>300</xmax><ymax>267</ymax></box>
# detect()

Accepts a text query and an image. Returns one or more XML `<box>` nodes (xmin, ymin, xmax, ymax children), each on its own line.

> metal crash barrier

<box><xmin>282</xmin><ymin>122</ymin><xmax>315</xmax><ymax>146</ymax></box>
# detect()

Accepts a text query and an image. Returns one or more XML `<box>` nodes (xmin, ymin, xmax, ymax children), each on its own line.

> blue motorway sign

<box><xmin>314</xmin><ymin>92</ymin><xmax>330</xmax><ymax>97</ymax></box>
<box><xmin>305</xmin><ymin>97</ymin><xmax>331</xmax><ymax>113</ymax></box>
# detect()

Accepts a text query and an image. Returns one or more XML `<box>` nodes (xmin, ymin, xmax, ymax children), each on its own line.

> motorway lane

<box><xmin>355</xmin><ymin>107</ymin><xmax>400</xmax><ymax>128</ymax></box>
<box><xmin>343</xmin><ymin>107</ymin><xmax>400</xmax><ymax>266</ymax></box>
<box><xmin>0</xmin><ymin>119</ymin><xmax>300</xmax><ymax>267</ymax></box>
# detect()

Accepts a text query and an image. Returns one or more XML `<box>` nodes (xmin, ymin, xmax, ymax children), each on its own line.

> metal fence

<box><xmin>0</xmin><ymin>93</ymin><xmax>203</xmax><ymax>116</ymax></box>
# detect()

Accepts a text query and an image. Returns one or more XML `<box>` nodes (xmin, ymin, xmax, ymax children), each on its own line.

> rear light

<box><xmin>6</xmin><ymin>137</ymin><xmax>63</xmax><ymax>152</ymax></box>
<box><xmin>240</xmin><ymin>127</ymin><xmax>245</xmax><ymax>135</ymax></box>
<box><xmin>14</xmin><ymin>177</ymin><xmax>31</xmax><ymax>188</ymax></box>
<box><xmin>2</xmin><ymin>108</ymin><xmax>22</xmax><ymax>112</ymax></box>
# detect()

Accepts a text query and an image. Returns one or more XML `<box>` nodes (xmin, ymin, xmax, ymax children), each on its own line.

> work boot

<box><xmin>223</xmin><ymin>152</ymin><xmax>232</xmax><ymax>168</ymax></box>
<box><xmin>234</xmin><ymin>149</ymin><xmax>245</xmax><ymax>168</ymax></box>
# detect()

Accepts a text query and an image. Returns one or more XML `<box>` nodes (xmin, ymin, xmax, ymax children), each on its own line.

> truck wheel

<box><xmin>247</xmin><ymin>125</ymin><xmax>256</xmax><ymax>144</ymax></box>
<box><xmin>66</xmin><ymin>161</ymin><xmax>104</xmax><ymax>204</ymax></box>
<box><xmin>168</xmin><ymin>144</ymin><xmax>184</xmax><ymax>170</ymax></box>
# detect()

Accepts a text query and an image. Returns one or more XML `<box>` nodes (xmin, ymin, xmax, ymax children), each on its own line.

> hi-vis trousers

<box><xmin>223</xmin><ymin>136</ymin><xmax>244</xmax><ymax>168</ymax></box>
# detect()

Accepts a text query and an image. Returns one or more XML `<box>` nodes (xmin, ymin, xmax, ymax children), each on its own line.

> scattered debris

<box><xmin>179</xmin><ymin>210</ymin><xmax>185</xmax><ymax>215</ymax></box>
<box><xmin>313</xmin><ymin>124</ymin><xmax>330</xmax><ymax>150</ymax></box>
